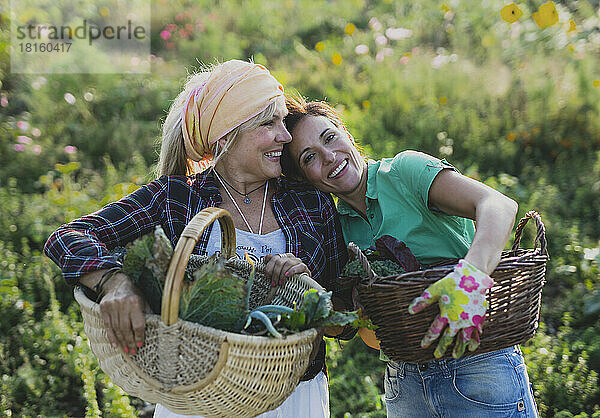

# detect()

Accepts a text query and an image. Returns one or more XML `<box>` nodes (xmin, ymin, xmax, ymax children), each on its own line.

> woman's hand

<box><xmin>263</xmin><ymin>253</ymin><xmax>310</xmax><ymax>287</ymax></box>
<box><xmin>81</xmin><ymin>270</ymin><xmax>148</xmax><ymax>354</ymax></box>
<box><xmin>408</xmin><ymin>259</ymin><xmax>494</xmax><ymax>359</ymax></box>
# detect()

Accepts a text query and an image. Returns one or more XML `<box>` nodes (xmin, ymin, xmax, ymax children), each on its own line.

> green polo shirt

<box><xmin>337</xmin><ymin>151</ymin><xmax>476</xmax><ymax>361</ymax></box>
<box><xmin>337</xmin><ymin>150</ymin><xmax>475</xmax><ymax>265</ymax></box>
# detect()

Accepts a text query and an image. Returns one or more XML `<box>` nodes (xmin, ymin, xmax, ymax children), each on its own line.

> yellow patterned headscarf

<box><xmin>181</xmin><ymin>60</ymin><xmax>284</xmax><ymax>161</ymax></box>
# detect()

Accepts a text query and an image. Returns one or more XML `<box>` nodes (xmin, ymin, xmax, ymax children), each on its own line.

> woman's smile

<box><xmin>328</xmin><ymin>159</ymin><xmax>348</xmax><ymax>178</ymax></box>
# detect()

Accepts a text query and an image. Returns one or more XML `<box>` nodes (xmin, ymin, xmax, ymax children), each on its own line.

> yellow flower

<box><xmin>362</xmin><ymin>100</ymin><xmax>371</xmax><ymax>109</ymax></box>
<box><xmin>533</xmin><ymin>1</ymin><xmax>558</xmax><ymax>29</ymax></box>
<box><xmin>501</xmin><ymin>3</ymin><xmax>523</xmax><ymax>23</ymax></box>
<box><xmin>434</xmin><ymin>279</ymin><xmax>469</xmax><ymax>322</ymax></box>
<box><xmin>315</xmin><ymin>41</ymin><xmax>325</xmax><ymax>52</ymax></box>
<box><xmin>567</xmin><ymin>44</ymin><xmax>575</xmax><ymax>52</ymax></box>
<box><xmin>345</xmin><ymin>23</ymin><xmax>356</xmax><ymax>36</ymax></box>
<box><xmin>99</xmin><ymin>7</ymin><xmax>110</xmax><ymax>18</ymax></box>
<box><xmin>441</xmin><ymin>3</ymin><xmax>451</xmax><ymax>13</ymax></box>
<box><xmin>507</xmin><ymin>133</ymin><xmax>516</xmax><ymax>142</ymax></box>
<box><xmin>567</xmin><ymin>19</ymin><xmax>577</xmax><ymax>34</ymax></box>
<box><xmin>332</xmin><ymin>53</ymin><xmax>342</xmax><ymax>65</ymax></box>
<box><xmin>439</xmin><ymin>97</ymin><xmax>448</xmax><ymax>105</ymax></box>
<box><xmin>593</xmin><ymin>80</ymin><xmax>600</xmax><ymax>88</ymax></box>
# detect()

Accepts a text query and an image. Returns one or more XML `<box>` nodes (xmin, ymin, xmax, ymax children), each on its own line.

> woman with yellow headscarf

<box><xmin>44</xmin><ymin>60</ymin><xmax>351</xmax><ymax>417</ymax></box>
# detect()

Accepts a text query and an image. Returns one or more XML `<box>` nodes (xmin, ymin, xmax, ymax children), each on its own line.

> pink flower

<box><xmin>13</xmin><ymin>144</ymin><xmax>25</xmax><ymax>152</ymax></box>
<box><xmin>32</xmin><ymin>144</ymin><xmax>42</xmax><ymax>154</ymax></box>
<box><xmin>160</xmin><ymin>30</ymin><xmax>171</xmax><ymax>40</ymax></box>
<box><xmin>431</xmin><ymin>316</ymin><xmax>448</xmax><ymax>333</ymax></box>
<box><xmin>166</xmin><ymin>24</ymin><xmax>177</xmax><ymax>32</ymax></box>
<box><xmin>459</xmin><ymin>275</ymin><xmax>479</xmax><ymax>292</ymax></box>
<box><xmin>17</xmin><ymin>135</ymin><xmax>32</xmax><ymax>144</ymax></box>
<box><xmin>472</xmin><ymin>314</ymin><xmax>485</xmax><ymax>327</ymax></box>
<box><xmin>460</xmin><ymin>312</ymin><xmax>469</xmax><ymax>320</ymax></box>
<box><xmin>481</xmin><ymin>276</ymin><xmax>494</xmax><ymax>289</ymax></box>
<box><xmin>1</xmin><ymin>96</ymin><xmax>8</xmax><ymax>107</ymax></box>
<box><xmin>64</xmin><ymin>145</ymin><xmax>78</xmax><ymax>154</ymax></box>
<box><xmin>175</xmin><ymin>13</ymin><xmax>184</xmax><ymax>22</ymax></box>
<box><xmin>17</xmin><ymin>121</ymin><xmax>30</xmax><ymax>131</ymax></box>
<box><xmin>441</xmin><ymin>294</ymin><xmax>450</xmax><ymax>304</ymax></box>
<box><xmin>462</xmin><ymin>326</ymin><xmax>474</xmax><ymax>340</ymax></box>
<box><xmin>400</xmin><ymin>56</ymin><xmax>409</xmax><ymax>65</ymax></box>
<box><xmin>32</xmin><ymin>128</ymin><xmax>41</xmax><ymax>137</ymax></box>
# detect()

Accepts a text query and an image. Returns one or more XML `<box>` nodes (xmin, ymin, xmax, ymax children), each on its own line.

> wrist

<box><xmin>93</xmin><ymin>267</ymin><xmax>124</xmax><ymax>299</ymax></box>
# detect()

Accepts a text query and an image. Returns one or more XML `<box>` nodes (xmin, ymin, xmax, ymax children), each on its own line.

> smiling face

<box><xmin>218</xmin><ymin>98</ymin><xmax>292</xmax><ymax>182</ymax></box>
<box><xmin>288</xmin><ymin>115</ymin><xmax>365</xmax><ymax>195</ymax></box>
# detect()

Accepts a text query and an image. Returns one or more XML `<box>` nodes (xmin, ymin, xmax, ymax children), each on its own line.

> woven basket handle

<box><xmin>347</xmin><ymin>242</ymin><xmax>377</xmax><ymax>285</ymax></box>
<box><xmin>511</xmin><ymin>210</ymin><xmax>547</xmax><ymax>255</ymax></box>
<box><xmin>161</xmin><ymin>208</ymin><xmax>236</xmax><ymax>325</ymax></box>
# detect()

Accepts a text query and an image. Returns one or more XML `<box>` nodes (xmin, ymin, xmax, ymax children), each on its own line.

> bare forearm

<box><xmin>464</xmin><ymin>196</ymin><xmax>518</xmax><ymax>275</ymax></box>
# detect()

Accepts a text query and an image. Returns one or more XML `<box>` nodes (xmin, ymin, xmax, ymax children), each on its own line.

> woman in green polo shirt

<box><xmin>281</xmin><ymin>96</ymin><xmax>538</xmax><ymax>417</ymax></box>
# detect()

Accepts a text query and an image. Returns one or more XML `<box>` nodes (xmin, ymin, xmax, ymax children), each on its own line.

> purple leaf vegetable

<box><xmin>375</xmin><ymin>235</ymin><xmax>420</xmax><ymax>272</ymax></box>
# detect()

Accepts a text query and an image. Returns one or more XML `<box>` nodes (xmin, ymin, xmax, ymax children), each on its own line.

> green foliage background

<box><xmin>1</xmin><ymin>0</ymin><xmax>600</xmax><ymax>416</ymax></box>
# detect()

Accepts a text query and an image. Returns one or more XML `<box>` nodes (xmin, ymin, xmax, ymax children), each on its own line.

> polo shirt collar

<box><xmin>336</xmin><ymin>159</ymin><xmax>378</xmax><ymax>216</ymax></box>
<box><xmin>365</xmin><ymin>159</ymin><xmax>379</xmax><ymax>200</ymax></box>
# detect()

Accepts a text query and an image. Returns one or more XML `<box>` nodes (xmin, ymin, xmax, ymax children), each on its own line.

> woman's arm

<box><xmin>44</xmin><ymin>176</ymin><xmax>169</xmax><ymax>284</ymax></box>
<box><xmin>428</xmin><ymin>169</ymin><xmax>518</xmax><ymax>274</ymax></box>
<box><xmin>44</xmin><ymin>176</ymin><xmax>170</xmax><ymax>353</ymax></box>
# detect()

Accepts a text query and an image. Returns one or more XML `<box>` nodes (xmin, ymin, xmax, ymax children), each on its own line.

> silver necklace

<box><xmin>214</xmin><ymin>170</ymin><xmax>268</xmax><ymax>235</ymax></box>
<box><xmin>215</xmin><ymin>172</ymin><xmax>264</xmax><ymax>204</ymax></box>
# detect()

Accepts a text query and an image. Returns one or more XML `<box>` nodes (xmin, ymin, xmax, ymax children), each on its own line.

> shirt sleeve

<box><xmin>320</xmin><ymin>193</ymin><xmax>358</xmax><ymax>341</ymax></box>
<box><xmin>319</xmin><ymin>192</ymin><xmax>349</xmax><ymax>291</ymax></box>
<box><xmin>43</xmin><ymin>176</ymin><xmax>169</xmax><ymax>285</ymax></box>
<box><xmin>390</xmin><ymin>150</ymin><xmax>456</xmax><ymax>208</ymax></box>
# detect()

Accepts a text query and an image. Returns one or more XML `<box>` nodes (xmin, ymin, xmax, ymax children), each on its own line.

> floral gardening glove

<box><xmin>407</xmin><ymin>259</ymin><xmax>494</xmax><ymax>359</ymax></box>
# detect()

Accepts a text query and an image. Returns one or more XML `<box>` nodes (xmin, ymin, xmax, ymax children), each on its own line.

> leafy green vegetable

<box><xmin>123</xmin><ymin>226</ymin><xmax>173</xmax><ymax>314</ymax></box>
<box><xmin>179</xmin><ymin>258</ymin><xmax>247</xmax><ymax>332</ymax></box>
<box><xmin>244</xmin><ymin>289</ymin><xmax>370</xmax><ymax>338</ymax></box>
<box><xmin>342</xmin><ymin>236</ymin><xmax>420</xmax><ymax>278</ymax></box>
<box><xmin>342</xmin><ymin>258</ymin><xmax>406</xmax><ymax>278</ymax></box>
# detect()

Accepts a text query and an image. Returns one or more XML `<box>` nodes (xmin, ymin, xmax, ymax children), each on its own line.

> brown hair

<box><xmin>282</xmin><ymin>94</ymin><xmax>346</xmax><ymax>180</ymax></box>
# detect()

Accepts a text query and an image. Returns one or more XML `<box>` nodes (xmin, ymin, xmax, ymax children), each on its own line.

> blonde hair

<box><xmin>157</xmin><ymin>66</ymin><xmax>282</xmax><ymax>177</ymax></box>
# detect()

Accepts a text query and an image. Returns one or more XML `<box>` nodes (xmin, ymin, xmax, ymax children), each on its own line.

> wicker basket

<box><xmin>348</xmin><ymin>210</ymin><xmax>548</xmax><ymax>364</ymax></box>
<box><xmin>74</xmin><ymin>207</ymin><xmax>322</xmax><ymax>417</ymax></box>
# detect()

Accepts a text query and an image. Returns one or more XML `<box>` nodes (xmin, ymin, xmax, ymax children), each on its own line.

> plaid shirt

<box><xmin>44</xmin><ymin>169</ymin><xmax>348</xmax><ymax>289</ymax></box>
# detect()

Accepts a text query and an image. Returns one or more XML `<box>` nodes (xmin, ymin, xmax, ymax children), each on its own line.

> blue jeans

<box><xmin>384</xmin><ymin>346</ymin><xmax>538</xmax><ymax>417</ymax></box>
